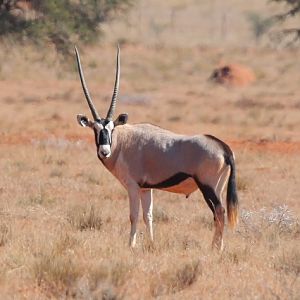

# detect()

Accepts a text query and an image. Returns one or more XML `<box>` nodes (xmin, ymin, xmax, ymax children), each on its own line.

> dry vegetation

<box><xmin>0</xmin><ymin>1</ymin><xmax>300</xmax><ymax>299</ymax></box>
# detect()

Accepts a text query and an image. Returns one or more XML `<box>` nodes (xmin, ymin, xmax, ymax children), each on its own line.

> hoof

<box><xmin>212</xmin><ymin>238</ymin><xmax>224</xmax><ymax>252</ymax></box>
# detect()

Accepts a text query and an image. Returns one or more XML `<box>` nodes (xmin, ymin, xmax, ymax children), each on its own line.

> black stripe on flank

<box><xmin>140</xmin><ymin>172</ymin><xmax>192</xmax><ymax>189</ymax></box>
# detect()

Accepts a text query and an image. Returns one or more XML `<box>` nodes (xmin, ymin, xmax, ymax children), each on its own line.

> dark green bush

<box><xmin>0</xmin><ymin>0</ymin><xmax>133</xmax><ymax>55</ymax></box>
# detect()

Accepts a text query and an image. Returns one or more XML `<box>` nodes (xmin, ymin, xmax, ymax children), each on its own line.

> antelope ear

<box><xmin>114</xmin><ymin>113</ymin><xmax>128</xmax><ymax>127</ymax></box>
<box><xmin>77</xmin><ymin>114</ymin><xmax>93</xmax><ymax>127</ymax></box>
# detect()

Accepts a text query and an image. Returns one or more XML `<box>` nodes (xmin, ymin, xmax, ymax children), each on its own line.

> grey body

<box><xmin>75</xmin><ymin>46</ymin><xmax>238</xmax><ymax>250</ymax></box>
<box><xmin>103</xmin><ymin>123</ymin><xmax>223</xmax><ymax>195</ymax></box>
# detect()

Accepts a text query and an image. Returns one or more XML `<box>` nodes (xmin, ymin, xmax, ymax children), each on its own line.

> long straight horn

<box><xmin>106</xmin><ymin>45</ymin><xmax>120</xmax><ymax>120</ymax></box>
<box><xmin>75</xmin><ymin>46</ymin><xmax>100</xmax><ymax>121</ymax></box>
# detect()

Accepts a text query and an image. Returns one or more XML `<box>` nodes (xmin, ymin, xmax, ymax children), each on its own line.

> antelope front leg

<box><xmin>141</xmin><ymin>189</ymin><xmax>154</xmax><ymax>243</ymax></box>
<box><xmin>128</xmin><ymin>187</ymin><xmax>140</xmax><ymax>248</ymax></box>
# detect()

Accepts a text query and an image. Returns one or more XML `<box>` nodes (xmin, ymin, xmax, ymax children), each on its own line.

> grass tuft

<box><xmin>27</xmin><ymin>185</ymin><xmax>55</xmax><ymax>206</ymax></box>
<box><xmin>31</xmin><ymin>234</ymin><xmax>80</xmax><ymax>287</ymax></box>
<box><xmin>276</xmin><ymin>248</ymin><xmax>300</xmax><ymax>275</ymax></box>
<box><xmin>0</xmin><ymin>222</ymin><xmax>11</xmax><ymax>247</ymax></box>
<box><xmin>153</xmin><ymin>205</ymin><xmax>170</xmax><ymax>223</ymax></box>
<box><xmin>87</xmin><ymin>261</ymin><xmax>133</xmax><ymax>296</ymax></box>
<box><xmin>33</xmin><ymin>253</ymin><xmax>79</xmax><ymax>287</ymax></box>
<box><xmin>101</xmin><ymin>286</ymin><xmax>119</xmax><ymax>300</ymax></box>
<box><xmin>110</xmin><ymin>261</ymin><xmax>133</xmax><ymax>287</ymax></box>
<box><xmin>49</xmin><ymin>169</ymin><xmax>63</xmax><ymax>178</ymax></box>
<box><xmin>67</xmin><ymin>205</ymin><xmax>103</xmax><ymax>231</ymax></box>
<box><xmin>237</xmin><ymin>176</ymin><xmax>249</xmax><ymax>191</ymax></box>
<box><xmin>151</xmin><ymin>260</ymin><xmax>201</xmax><ymax>296</ymax></box>
<box><xmin>220</xmin><ymin>245</ymin><xmax>251</xmax><ymax>265</ymax></box>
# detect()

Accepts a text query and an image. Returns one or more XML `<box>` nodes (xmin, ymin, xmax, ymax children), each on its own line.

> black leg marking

<box><xmin>140</xmin><ymin>172</ymin><xmax>191</xmax><ymax>189</ymax></box>
<box><xmin>193</xmin><ymin>177</ymin><xmax>221</xmax><ymax>216</ymax></box>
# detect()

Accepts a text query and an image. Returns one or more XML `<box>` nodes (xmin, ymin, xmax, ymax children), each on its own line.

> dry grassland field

<box><xmin>0</xmin><ymin>1</ymin><xmax>300</xmax><ymax>299</ymax></box>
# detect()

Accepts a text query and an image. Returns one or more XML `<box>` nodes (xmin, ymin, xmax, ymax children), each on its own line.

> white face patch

<box><xmin>98</xmin><ymin>144</ymin><xmax>111</xmax><ymax>158</ymax></box>
<box><xmin>105</xmin><ymin>121</ymin><xmax>114</xmax><ymax>131</ymax></box>
<box><xmin>104</xmin><ymin>121</ymin><xmax>114</xmax><ymax>145</ymax></box>
<box><xmin>94</xmin><ymin>122</ymin><xmax>103</xmax><ymax>130</ymax></box>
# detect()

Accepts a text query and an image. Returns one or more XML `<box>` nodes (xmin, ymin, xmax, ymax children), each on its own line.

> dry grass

<box><xmin>151</xmin><ymin>259</ymin><xmax>202</xmax><ymax>296</ymax></box>
<box><xmin>31</xmin><ymin>234</ymin><xmax>80</xmax><ymax>287</ymax></box>
<box><xmin>0</xmin><ymin>222</ymin><xmax>11</xmax><ymax>247</ymax></box>
<box><xmin>153</xmin><ymin>205</ymin><xmax>171</xmax><ymax>223</ymax></box>
<box><xmin>1</xmin><ymin>140</ymin><xmax>298</xmax><ymax>298</ymax></box>
<box><xmin>67</xmin><ymin>204</ymin><xmax>103</xmax><ymax>231</ymax></box>
<box><xmin>0</xmin><ymin>1</ymin><xmax>300</xmax><ymax>298</ymax></box>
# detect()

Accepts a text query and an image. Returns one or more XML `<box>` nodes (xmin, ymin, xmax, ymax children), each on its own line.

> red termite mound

<box><xmin>210</xmin><ymin>64</ymin><xmax>256</xmax><ymax>87</ymax></box>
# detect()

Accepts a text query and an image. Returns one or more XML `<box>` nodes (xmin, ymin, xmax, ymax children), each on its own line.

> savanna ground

<box><xmin>1</xmin><ymin>1</ymin><xmax>300</xmax><ymax>299</ymax></box>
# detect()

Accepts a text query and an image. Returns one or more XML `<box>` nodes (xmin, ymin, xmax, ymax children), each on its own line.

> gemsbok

<box><xmin>75</xmin><ymin>46</ymin><xmax>238</xmax><ymax>250</ymax></box>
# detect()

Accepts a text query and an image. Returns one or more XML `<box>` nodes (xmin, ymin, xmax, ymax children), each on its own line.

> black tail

<box><xmin>204</xmin><ymin>135</ymin><xmax>239</xmax><ymax>228</ymax></box>
<box><xmin>225</xmin><ymin>154</ymin><xmax>238</xmax><ymax>228</ymax></box>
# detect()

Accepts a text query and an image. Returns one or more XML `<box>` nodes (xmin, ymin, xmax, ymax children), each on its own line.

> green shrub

<box><xmin>0</xmin><ymin>0</ymin><xmax>134</xmax><ymax>56</ymax></box>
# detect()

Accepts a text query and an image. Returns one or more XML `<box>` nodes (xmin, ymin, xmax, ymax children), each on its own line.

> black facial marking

<box><xmin>93</xmin><ymin>119</ymin><xmax>112</xmax><ymax>147</ymax></box>
<box><xmin>93</xmin><ymin>128</ymin><xmax>99</xmax><ymax>147</ymax></box>
<box><xmin>99</xmin><ymin>128</ymin><xmax>110</xmax><ymax>145</ymax></box>
<box><xmin>140</xmin><ymin>172</ymin><xmax>191</xmax><ymax>189</ymax></box>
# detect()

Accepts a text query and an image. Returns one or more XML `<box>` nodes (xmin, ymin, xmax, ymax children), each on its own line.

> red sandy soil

<box><xmin>1</xmin><ymin>131</ymin><xmax>300</xmax><ymax>154</ymax></box>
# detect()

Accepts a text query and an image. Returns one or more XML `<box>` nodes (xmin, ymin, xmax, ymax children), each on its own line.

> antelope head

<box><xmin>75</xmin><ymin>46</ymin><xmax>128</xmax><ymax>159</ymax></box>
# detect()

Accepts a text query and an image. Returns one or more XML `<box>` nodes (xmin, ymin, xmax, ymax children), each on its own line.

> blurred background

<box><xmin>0</xmin><ymin>0</ymin><xmax>299</xmax><ymax>141</ymax></box>
<box><xmin>103</xmin><ymin>0</ymin><xmax>300</xmax><ymax>48</ymax></box>
<box><xmin>1</xmin><ymin>0</ymin><xmax>299</xmax><ymax>51</ymax></box>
